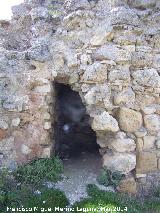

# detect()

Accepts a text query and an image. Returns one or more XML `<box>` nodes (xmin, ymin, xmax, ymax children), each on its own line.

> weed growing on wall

<box><xmin>97</xmin><ymin>168</ymin><xmax>124</xmax><ymax>188</ymax></box>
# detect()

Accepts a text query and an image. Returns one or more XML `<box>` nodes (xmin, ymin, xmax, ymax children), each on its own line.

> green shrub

<box><xmin>73</xmin><ymin>184</ymin><xmax>146</xmax><ymax>213</ymax></box>
<box><xmin>0</xmin><ymin>184</ymin><xmax>68</xmax><ymax>213</ymax></box>
<box><xmin>97</xmin><ymin>168</ymin><xmax>123</xmax><ymax>188</ymax></box>
<box><xmin>0</xmin><ymin>156</ymin><xmax>65</xmax><ymax>212</ymax></box>
<box><xmin>14</xmin><ymin>156</ymin><xmax>63</xmax><ymax>185</ymax></box>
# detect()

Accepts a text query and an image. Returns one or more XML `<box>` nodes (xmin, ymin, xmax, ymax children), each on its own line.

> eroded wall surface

<box><xmin>0</xmin><ymin>0</ymin><xmax>160</xmax><ymax>194</ymax></box>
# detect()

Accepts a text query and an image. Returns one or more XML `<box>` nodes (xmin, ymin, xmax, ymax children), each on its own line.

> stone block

<box><xmin>118</xmin><ymin>108</ymin><xmax>142</xmax><ymax>132</ymax></box>
<box><xmin>136</xmin><ymin>151</ymin><xmax>157</xmax><ymax>173</ymax></box>
<box><xmin>69</xmin><ymin>73</ymin><xmax>79</xmax><ymax>84</ymax></box>
<box><xmin>131</xmin><ymin>52</ymin><xmax>153</xmax><ymax>68</ymax></box>
<box><xmin>0</xmin><ymin>119</ymin><xmax>8</xmax><ymax>130</ymax></box>
<box><xmin>30</xmin><ymin>7</ymin><xmax>50</xmax><ymax>21</ymax></box>
<box><xmin>103</xmin><ymin>152</ymin><xmax>136</xmax><ymax>174</ymax></box>
<box><xmin>94</xmin><ymin>44</ymin><xmax>131</xmax><ymax>62</ymax></box>
<box><xmin>143</xmin><ymin>136</ymin><xmax>155</xmax><ymax>150</ymax></box>
<box><xmin>108</xmin><ymin>67</ymin><xmax>130</xmax><ymax>83</ymax></box>
<box><xmin>40</xmin><ymin>134</ymin><xmax>50</xmax><ymax>145</ymax></box>
<box><xmin>129</xmin><ymin>0</ymin><xmax>156</xmax><ymax>9</ymax></box>
<box><xmin>81</xmin><ymin>62</ymin><xmax>108</xmax><ymax>83</ymax></box>
<box><xmin>111</xmin><ymin>7</ymin><xmax>139</xmax><ymax>26</ymax></box>
<box><xmin>132</xmin><ymin>69</ymin><xmax>160</xmax><ymax>88</ymax></box>
<box><xmin>34</xmin><ymin>85</ymin><xmax>51</xmax><ymax>93</ymax></box>
<box><xmin>26</xmin><ymin>40</ymin><xmax>51</xmax><ymax>62</ymax></box>
<box><xmin>80</xmin><ymin>54</ymin><xmax>92</xmax><ymax>65</ymax></box>
<box><xmin>108</xmin><ymin>138</ymin><xmax>136</xmax><ymax>152</ymax></box>
<box><xmin>66</xmin><ymin>53</ymin><xmax>79</xmax><ymax>68</ymax></box>
<box><xmin>136</xmin><ymin>138</ymin><xmax>143</xmax><ymax>151</ymax></box>
<box><xmin>135</xmin><ymin>127</ymin><xmax>147</xmax><ymax>138</ymax></box>
<box><xmin>0</xmin><ymin>129</ymin><xmax>7</xmax><ymax>140</ymax></box>
<box><xmin>12</xmin><ymin>118</ymin><xmax>21</xmax><ymax>127</ymax></box>
<box><xmin>53</xmin><ymin>54</ymin><xmax>64</xmax><ymax>71</ymax></box>
<box><xmin>156</xmin><ymin>139</ymin><xmax>160</xmax><ymax>149</ymax></box>
<box><xmin>43</xmin><ymin>112</ymin><xmax>51</xmax><ymax>120</ymax></box>
<box><xmin>118</xmin><ymin>177</ymin><xmax>137</xmax><ymax>194</ymax></box>
<box><xmin>21</xmin><ymin>144</ymin><xmax>32</xmax><ymax>155</ymax></box>
<box><xmin>90</xmin><ymin>27</ymin><xmax>113</xmax><ymax>46</ymax></box>
<box><xmin>114</xmin><ymin>87</ymin><xmax>135</xmax><ymax>107</ymax></box>
<box><xmin>142</xmin><ymin>106</ymin><xmax>156</xmax><ymax>114</ymax></box>
<box><xmin>44</xmin><ymin>122</ymin><xmax>51</xmax><ymax>130</ymax></box>
<box><xmin>136</xmin><ymin>174</ymin><xmax>147</xmax><ymax>178</ymax></box>
<box><xmin>144</xmin><ymin>114</ymin><xmax>160</xmax><ymax>131</ymax></box>
<box><xmin>92</xmin><ymin>111</ymin><xmax>119</xmax><ymax>132</ymax></box>
<box><xmin>41</xmin><ymin>147</ymin><xmax>51</xmax><ymax>158</ymax></box>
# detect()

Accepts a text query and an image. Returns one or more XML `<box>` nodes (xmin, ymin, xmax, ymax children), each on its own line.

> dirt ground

<box><xmin>47</xmin><ymin>151</ymin><xmax>115</xmax><ymax>204</ymax></box>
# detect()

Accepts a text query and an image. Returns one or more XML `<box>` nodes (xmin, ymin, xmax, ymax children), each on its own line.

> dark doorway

<box><xmin>54</xmin><ymin>83</ymin><xmax>99</xmax><ymax>159</ymax></box>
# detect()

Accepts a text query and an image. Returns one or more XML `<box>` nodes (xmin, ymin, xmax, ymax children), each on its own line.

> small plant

<box><xmin>97</xmin><ymin>168</ymin><xmax>124</xmax><ymax>188</ymax></box>
<box><xmin>14</xmin><ymin>156</ymin><xmax>63</xmax><ymax>185</ymax></box>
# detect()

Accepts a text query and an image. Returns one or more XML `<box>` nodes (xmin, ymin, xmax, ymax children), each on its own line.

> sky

<box><xmin>0</xmin><ymin>0</ymin><xmax>24</xmax><ymax>20</ymax></box>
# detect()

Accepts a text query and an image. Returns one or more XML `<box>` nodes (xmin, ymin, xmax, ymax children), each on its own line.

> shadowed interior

<box><xmin>54</xmin><ymin>83</ymin><xmax>99</xmax><ymax>159</ymax></box>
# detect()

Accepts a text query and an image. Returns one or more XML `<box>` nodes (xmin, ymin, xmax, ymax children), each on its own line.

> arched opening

<box><xmin>54</xmin><ymin>82</ymin><xmax>100</xmax><ymax>160</ymax></box>
<box><xmin>53</xmin><ymin>82</ymin><xmax>102</xmax><ymax>202</ymax></box>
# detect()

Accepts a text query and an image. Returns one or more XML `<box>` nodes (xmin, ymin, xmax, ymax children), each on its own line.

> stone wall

<box><xmin>0</xmin><ymin>0</ymin><xmax>160</xmax><ymax>194</ymax></box>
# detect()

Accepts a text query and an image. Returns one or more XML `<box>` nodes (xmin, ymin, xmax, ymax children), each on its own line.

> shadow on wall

<box><xmin>54</xmin><ymin>82</ymin><xmax>99</xmax><ymax>159</ymax></box>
